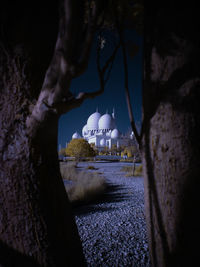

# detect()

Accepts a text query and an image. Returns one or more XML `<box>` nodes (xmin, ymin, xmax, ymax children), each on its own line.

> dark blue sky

<box><xmin>58</xmin><ymin>30</ymin><xmax>143</xmax><ymax>148</ymax></box>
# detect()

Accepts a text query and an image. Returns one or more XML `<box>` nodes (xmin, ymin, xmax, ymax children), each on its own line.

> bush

<box><xmin>60</xmin><ymin>162</ymin><xmax>106</xmax><ymax>203</ymax></box>
<box><xmin>134</xmin><ymin>164</ymin><xmax>143</xmax><ymax>176</ymax></box>
<box><xmin>66</xmin><ymin>139</ymin><xmax>96</xmax><ymax>160</ymax></box>
<box><xmin>60</xmin><ymin>161</ymin><xmax>78</xmax><ymax>180</ymax></box>
<box><xmin>122</xmin><ymin>145</ymin><xmax>138</xmax><ymax>158</ymax></box>
<box><xmin>121</xmin><ymin>164</ymin><xmax>143</xmax><ymax>177</ymax></box>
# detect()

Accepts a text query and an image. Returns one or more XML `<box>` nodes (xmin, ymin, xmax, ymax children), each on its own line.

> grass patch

<box><xmin>120</xmin><ymin>159</ymin><xmax>135</xmax><ymax>163</ymax></box>
<box><xmin>134</xmin><ymin>164</ymin><xmax>143</xmax><ymax>176</ymax></box>
<box><xmin>121</xmin><ymin>164</ymin><xmax>143</xmax><ymax>177</ymax></box>
<box><xmin>60</xmin><ymin>162</ymin><xmax>106</xmax><ymax>204</ymax></box>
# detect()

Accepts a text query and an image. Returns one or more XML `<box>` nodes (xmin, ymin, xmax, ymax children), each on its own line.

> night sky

<box><xmin>58</xmin><ymin>30</ymin><xmax>143</xmax><ymax>148</ymax></box>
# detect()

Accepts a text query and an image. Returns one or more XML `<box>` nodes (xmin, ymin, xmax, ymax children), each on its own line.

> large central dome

<box><xmin>98</xmin><ymin>113</ymin><xmax>114</xmax><ymax>131</ymax></box>
<box><xmin>87</xmin><ymin>111</ymin><xmax>101</xmax><ymax>131</ymax></box>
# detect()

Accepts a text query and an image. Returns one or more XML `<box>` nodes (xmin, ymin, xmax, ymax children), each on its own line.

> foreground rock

<box><xmin>73</xmin><ymin>162</ymin><xmax>151</xmax><ymax>267</ymax></box>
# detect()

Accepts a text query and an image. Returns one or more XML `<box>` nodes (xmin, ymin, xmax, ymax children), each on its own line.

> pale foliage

<box><xmin>60</xmin><ymin>162</ymin><xmax>106</xmax><ymax>203</ymax></box>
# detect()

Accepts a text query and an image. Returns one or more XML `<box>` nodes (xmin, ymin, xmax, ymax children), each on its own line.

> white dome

<box><xmin>98</xmin><ymin>114</ymin><xmax>113</xmax><ymax>130</ymax></box>
<box><xmin>100</xmin><ymin>138</ymin><xmax>106</xmax><ymax>147</ymax></box>
<box><xmin>82</xmin><ymin>124</ymin><xmax>88</xmax><ymax>136</ymax></box>
<box><xmin>111</xmin><ymin>128</ymin><xmax>120</xmax><ymax>139</ymax></box>
<box><xmin>72</xmin><ymin>132</ymin><xmax>81</xmax><ymax>139</ymax></box>
<box><xmin>87</xmin><ymin>112</ymin><xmax>101</xmax><ymax>131</ymax></box>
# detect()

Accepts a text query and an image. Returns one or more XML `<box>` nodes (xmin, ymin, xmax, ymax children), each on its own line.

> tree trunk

<box><xmin>0</xmin><ymin>1</ymin><xmax>92</xmax><ymax>265</ymax></box>
<box><xmin>0</xmin><ymin>62</ymin><xmax>86</xmax><ymax>267</ymax></box>
<box><xmin>143</xmin><ymin>3</ymin><xmax>200</xmax><ymax>267</ymax></box>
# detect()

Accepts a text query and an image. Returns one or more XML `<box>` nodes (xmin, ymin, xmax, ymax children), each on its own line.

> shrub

<box><xmin>134</xmin><ymin>164</ymin><xmax>143</xmax><ymax>176</ymax></box>
<box><xmin>121</xmin><ymin>164</ymin><xmax>143</xmax><ymax>177</ymax></box>
<box><xmin>60</xmin><ymin>162</ymin><xmax>106</xmax><ymax>203</ymax></box>
<box><xmin>65</xmin><ymin>139</ymin><xmax>96</xmax><ymax>160</ymax></box>
<box><xmin>66</xmin><ymin>173</ymin><xmax>106</xmax><ymax>203</ymax></box>
<box><xmin>60</xmin><ymin>161</ymin><xmax>78</xmax><ymax>181</ymax></box>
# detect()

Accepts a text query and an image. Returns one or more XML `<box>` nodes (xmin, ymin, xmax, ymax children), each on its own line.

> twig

<box><xmin>115</xmin><ymin>11</ymin><xmax>141</xmax><ymax>145</ymax></box>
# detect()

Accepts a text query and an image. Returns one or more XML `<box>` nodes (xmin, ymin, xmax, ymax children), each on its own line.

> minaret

<box><xmin>112</xmin><ymin>107</ymin><xmax>115</xmax><ymax>119</ymax></box>
<box><xmin>96</xmin><ymin>107</ymin><xmax>98</xmax><ymax>112</ymax></box>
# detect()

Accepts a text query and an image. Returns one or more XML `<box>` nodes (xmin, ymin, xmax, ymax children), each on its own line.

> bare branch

<box><xmin>97</xmin><ymin>32</ymin><xmax>120</xmax><ymax>85</ymax></box>
<box><xmin>28</xmin><ymin>0</ymin><xmax>115</xmax><ymax>127</ymax></box>
<box><xmin>72</xmin><ymin>0</ymin><xmax>108</xmax><ymax>77</ymax></box>
<box><xmin>122</xmin><ymin>39</ymin><xmax>141</xmax><ymax>144</ymax></box>
<box><xmin>116</xmin><ymin>20</ymin><xmax>141</xmax><ymax>145</ymax></box>
<box><xmin>41</xmin><ymin>0</ymin><xmax>85</xmax><ymax>91</ymax></box>
<box><xmin>50</xmin><ymin>41</ymin><xmax>120</xmax><ymax>114</ymax></box>
<box><xmin>39</xmin><ymin>0</ymin><xmax>107</xmax><ymax>106</ymax></box>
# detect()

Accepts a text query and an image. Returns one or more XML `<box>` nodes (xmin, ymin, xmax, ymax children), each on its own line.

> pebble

<box><xmin>73</xmin><ymin>162</ymin><xmax>151</xmax><ymax>267</ymax></box>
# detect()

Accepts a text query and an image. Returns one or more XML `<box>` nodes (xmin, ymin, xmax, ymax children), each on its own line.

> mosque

<box><xmin>71</xmin><ymin>109</ymin><xmax>133</xmax><ymax>150</ymax></box>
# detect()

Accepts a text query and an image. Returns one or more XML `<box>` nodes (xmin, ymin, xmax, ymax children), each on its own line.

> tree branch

<box><xmin>121</xmin><ymin>36</ymin><xmax>141</xmax><ymax>145</ymax></box>
<box><xmin>39</xmin><ymin>0</ymin><xmax>108</xmax><ymax>106</ymax></box>
<box><xmin>70</xmin><ymin>0</ymin><xmax>108</xmax><ymax>78</ymax></box>
<box><xmin>52</xmin><ymin>41</ymin><xmax>119</xmax><ymax>114</ymax></box>
<box><xmin>115</xmin><ymin>11</ymin><xmax>141</xmax><ymax>145</ymax></box>
<box><xmin>27</xmin><ymin>0</ymin><xmax>114</xmax><ymax>128</ymax></box>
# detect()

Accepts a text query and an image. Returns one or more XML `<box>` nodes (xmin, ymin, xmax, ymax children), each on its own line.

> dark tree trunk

<box><xmin>143</xmin><ymin>3</ymin><xmax>200</xmax><ymax>267</ymax></box>
<box><xmin>0</xmin><ymin>51</ymin><xmax>86</xmax><ymax>266</ymax></box>
<box><xmin>0</xmin><ymin>1</ymin><xmax>86</xmax><ymax>266</ymax></box>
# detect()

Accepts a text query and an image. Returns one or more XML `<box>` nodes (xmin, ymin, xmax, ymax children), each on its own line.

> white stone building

<box><xmin>71</xmin><ymin>109</ymin><xmax>133</xmax><ymax>150</ymax></box>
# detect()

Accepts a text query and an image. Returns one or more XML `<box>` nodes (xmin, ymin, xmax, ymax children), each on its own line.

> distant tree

<box><xmin>90</xmin><ymin>143</ymin><xmax>95</xmax><ymax>149</ymax></box>
<box><xmin>89</xmin><ymin>142</ymin><xmax>98</xmax><ymax>154</ymax></box>
<box><xmin>110</xmin><ymin>144</ymin><xmax>117</xmax><ymax>155</ymax></box>
<box><xmin>123</xmin><ymin>145</ymin><xmax>137</xmax><ymax>158</ymax></box>
<box><xmin>66</xmin><ymin>139</ymin><xmax>96</xmax><ymax>159</ymax></box>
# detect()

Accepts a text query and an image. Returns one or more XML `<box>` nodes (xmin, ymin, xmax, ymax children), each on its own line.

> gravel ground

<box><xmin>73</xmin><ymin>162</ymin><xmax>151</xmax><ymax>267</ymax></box>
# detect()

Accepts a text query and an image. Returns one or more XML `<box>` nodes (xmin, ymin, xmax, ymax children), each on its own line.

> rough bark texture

<box><xmin>143</xmin><ymin>3</ymin><xmax>200</xmax><ymax>267</ymax></box>
<box><xmin>0</xmin><ymin>56</ymin><xmax>85</xmax><ymax>266</ymax></box>
<box><xmin>0</xmin><ymin>1</ymin><xmax>88</xmax><ymax>266</ymax></box>
<box><xmin>0</xmin><ymin>0</ymin><xmax>119</xmax><ymax>264</ymax></box>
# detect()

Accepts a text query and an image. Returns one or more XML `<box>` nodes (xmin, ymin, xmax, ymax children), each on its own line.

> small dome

<box><xmin>82</xmin><ymin>124</ymin><xmax>88</xmax><ymax>136</ymax></box>
<box><xmin>111</xmin><ymin>128</ymin><xmax>120</xmax><ymax>139</ymax></box>
<box><xmin>87</xmin><ymin>112</ymin><xmax>101</xmax><ymax>131</ymax></box>
<box><xmin>98</xmin><ymin>114</ymin><xmax>113</xmax><ymax>130</ymax></box>
<box><xmin>72</xmin><ymin>132</ymin><xmax>81</xmax><ymax>139</ymax></box>
<box><xmin>100</xmin><ymin>138</ymin><xmax>106</xmax><ymax>147</ymax></box>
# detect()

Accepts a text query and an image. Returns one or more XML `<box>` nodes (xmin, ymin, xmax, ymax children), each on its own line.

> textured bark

<box><xmin>0</xmin><ymin>1</ymin><xmax>120</xmax><ymax>264</ymax></box>
<box><xmin>143</xmin><ymin>3</ymin><xmax>200</xmax><ymax>267</ymax></box>
<box><xmin>0</xmin><ymin>1</ymin><xmax>90</xmax><ymax>266</ymax></box>
<box><xmin>0</xmin><ymin>47</ymin><xmax>86</xmax><ymax>267</ymax></box>
<box><xmin>0</xmin><ymin>101</ymin><xmax>85</xmax><ymax>267</ymax></box>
